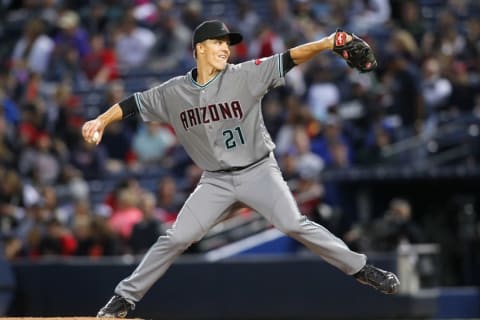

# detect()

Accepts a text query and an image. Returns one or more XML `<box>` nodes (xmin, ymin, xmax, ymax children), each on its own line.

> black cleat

<box><xmin>97</xmin><ymin>295</ymin><xmax>135</xmax><ymax>318</ymax></box>
<box><xmin>354</xmin><ymin>264</ymin><xmax>400</xmax><ymax>294</ymax></box>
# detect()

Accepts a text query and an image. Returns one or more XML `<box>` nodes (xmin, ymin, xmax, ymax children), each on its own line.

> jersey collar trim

<box><xmin>189</xmin><ymin>68</ymin><xmax>223</xmax><ymax>88</ymax></box>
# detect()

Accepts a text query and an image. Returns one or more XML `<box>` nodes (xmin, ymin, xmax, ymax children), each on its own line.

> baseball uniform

<box><xmin>113</xmin><ymin>52</ymin><xmax>367</xmax><ymax>302</ymax></box>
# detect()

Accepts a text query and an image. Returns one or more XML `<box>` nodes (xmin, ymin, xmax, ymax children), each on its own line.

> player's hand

<box><xmin>331</xmin><ymin>29</ymin><xmax>377</xmax><ymax>73</ymax></box>
<box><xmin>81</xmin><ymin>118</ymin><xmax>104</xmax><ymax>145</ymax></box>
<box><xmin>327</xmin><ymin>31</ymin><xmax>353</xmax><ymax>48</ymax></box>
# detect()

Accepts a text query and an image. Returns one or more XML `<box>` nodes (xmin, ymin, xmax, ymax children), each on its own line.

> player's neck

<box><xmin>196</xmin><ymin>63</ymin><xmax>221</xmax><ymax>85</ymax></box>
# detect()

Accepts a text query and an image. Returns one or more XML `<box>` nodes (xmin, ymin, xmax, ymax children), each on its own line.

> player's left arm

<box><xmin>288</xmin><ymin>32</ymin><xmax>340</xmax><ymax>65</ymax></box>
<box><xmin>287</xmin><ymin>30</ymin><xmax>377</xmax><ymax>73</ymax></box>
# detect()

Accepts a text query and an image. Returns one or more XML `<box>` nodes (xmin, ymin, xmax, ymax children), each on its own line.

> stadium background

<box><xmin>0</xmin><ymin>0</ymin><xmax>479</xmax><ymax>318</ymax></box>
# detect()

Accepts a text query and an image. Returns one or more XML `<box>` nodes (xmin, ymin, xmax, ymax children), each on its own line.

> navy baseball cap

<box><xmin>192</xmin><ymin>20</ymin><xmax>243</xmax><ymax>49</ymax></box>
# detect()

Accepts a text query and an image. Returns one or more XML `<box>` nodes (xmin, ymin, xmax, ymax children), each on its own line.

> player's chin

<box><xmin>215</xmin><ymin>61</ymin><xmax>228</xmax><ymax>70</ymax></box>
<box><xmin>216</xmin><ymin>65</ymin><xmax>227</xmax><ymax>71</ymax></box>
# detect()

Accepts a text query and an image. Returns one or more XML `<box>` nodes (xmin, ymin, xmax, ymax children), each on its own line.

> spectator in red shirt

<box><xmin>82</xmin><ymin>34</ymin><xmax>120</xmax><ymax>87</ymax></box>
<box><xmin>108</xmin><ymin>188</ymin><xmax>143</xmax><ymax>240</ymax></box>
<box><xmin>38</xmin><ymin>217</ymin><xmax>78</xmax><ymax>256</ymax></box>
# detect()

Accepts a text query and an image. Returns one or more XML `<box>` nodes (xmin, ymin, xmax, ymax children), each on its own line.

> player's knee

<box><xmin>168</xmin><ymin>231</ymin><xmax>198</xmax><ymax>250</ymax></box>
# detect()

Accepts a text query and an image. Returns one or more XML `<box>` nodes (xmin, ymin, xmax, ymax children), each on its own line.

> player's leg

<box><xmin>237</xmin><ymin>158</ymin><xmax>366</xmax><ymax>274</ymax></box>
<box><xmin>237</xmin><ymin>157</ymin><xmax>399</xmax><ymax>294</ymax></box>
<box><xmin>98</xmin><ymin>173</ymin><xmax>236</xmax><ymax>317</ymax></box>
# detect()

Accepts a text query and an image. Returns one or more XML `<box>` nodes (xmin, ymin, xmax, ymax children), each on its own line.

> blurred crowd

<box><xmin>1</xmin><ymin>0</ymin><xmax>480</xmax><ymax>263</ymax></box>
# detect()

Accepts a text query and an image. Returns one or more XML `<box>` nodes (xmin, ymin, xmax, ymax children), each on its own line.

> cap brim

<box><xmin>228</xmin><ymin>32</ymin><xmax>243</xmax><ymax>46</ymax></box>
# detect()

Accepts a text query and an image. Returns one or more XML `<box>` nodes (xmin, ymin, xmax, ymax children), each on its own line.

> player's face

<box><xmin>202</xmin><ymin>36</ymin><xmax>231</xmax><ymax>70</ymax></box>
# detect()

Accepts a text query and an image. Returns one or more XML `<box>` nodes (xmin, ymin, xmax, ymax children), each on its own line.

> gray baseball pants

<box><xmin>115</xmin><ymin>154</ymin><xmax>366</xmax><ymax>302</ymax></box>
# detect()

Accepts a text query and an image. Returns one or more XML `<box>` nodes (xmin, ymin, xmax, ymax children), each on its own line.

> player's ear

<box><xmin>196</xmin><ymin>42</ymin><xmax>205</xmax><ymax>56</ymax></box>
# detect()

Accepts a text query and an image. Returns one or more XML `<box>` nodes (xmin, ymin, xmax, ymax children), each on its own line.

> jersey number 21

<box><xmin>223</xmin><ymin>126</ymin><xmax>245</xmax><ymax>149</ymax></box>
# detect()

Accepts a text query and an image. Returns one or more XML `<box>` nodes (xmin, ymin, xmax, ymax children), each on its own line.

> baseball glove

<box><xmin>333</xmin><ymin>29</ymin><xmax>377</xmax><ymax>73</ymax></box>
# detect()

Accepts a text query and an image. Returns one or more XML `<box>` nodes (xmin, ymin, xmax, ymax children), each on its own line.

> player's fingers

<box><xmin>81</xmin><ymin>121</ymin><xmax>91</xmax><ymax>140</ymax></box>
<box><xmin>81</xmin><ymin>120</ymin><xmax>100</xmax><ymax>142</ymax></box>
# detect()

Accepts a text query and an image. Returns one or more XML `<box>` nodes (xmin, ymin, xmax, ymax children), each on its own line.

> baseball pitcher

<box><xmin>82</xmin><ymin>20</ymin><xmax>399</xmax><ymax>318</ymax></box>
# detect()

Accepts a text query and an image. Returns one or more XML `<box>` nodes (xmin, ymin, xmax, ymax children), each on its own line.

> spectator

<box><xmin>10</xmin><ymin>18</ymin><xmax>54</xmax><ymax>77</ymax></box>
<box><xmin>15</xmin><ymin>200</ymin><xmax>53</xmax><ymax>258</ymax></box>
<box><xmin>68</xmin><ymin>198</ymin><xmax>93</xmax><ymax>229</ymax></box>
<box><xmin>70</xmin><ymin>134</ymin><xmax>108</xmax><ymax>180</ymax></box>
<box><xmin>40</xmin><ymin>185</ymin><xmax>70</xmax><ymax>223</ymax></box>
<box><xmin>102</xmin><ymin>121</ymin><xmax>134</xmax><ymax>172</ymax></box>
<box><xmin>82</xmin><ymin>33</ymin><xmax>120</xmax><ymax>87</ymax></box>
<box><xmin>291</xmin><ymin>0</ymin><xmax>317</xmax><ymax>40</ymax></box>
<box><xmin>275</xmin><ymin>96</ymin><xmax>312</xmax><ymax>156</ymax></box>
<box><xmin>38</xmin><ymin>217</ymin><xmax>77</xmax><ymax>256</ymax></box>
<box><xmin>347</xmin><ymin>0</ymin><xmax>391</xmax><ymax>35</ymax></box>
<box><xmin>421</xmin><ymin>56</ymin><xmax>452</xmax><ymax>132</ymax></box>
<box><xmin>390</xmin><ymin>28</ymin><xmax>421</xmax><ymax>62</ymax></box>
<box><xmin>114</xmin><ymin>10</ymin><xmax>156</xmax><ymax>72</ymax></box>
<box><xmin>149</xmin><ymin>14</ymin><xmax>192</xmax><ymax>73</ymax></box>
<box><xmin>233</xmin><ymin>0</ymin><xmax>260</xmax><ymax>42</ymax></box>
<box><xmin>181</xmin><ymin>0</ymin><xmax>204</xmax><ymax>31</ymax></box>
<box><xmin>0</xmin><ymin>167</ymin><xmax>41</xmax><ymax>212</ymax></box>
<box><xmin>306</xmin><ymin>64</ymin><xmax>340</xmax><ymax>122</ymax></box>
<box><xmin>17</xmin><ymin>102</ymin><xmax>45</xmax><ymax>148</ymax></box>
<box><xmin>447</xmin><ymin>61</ymin><xmax>477</xmax><ymax>113</ymax></box>
<box><xmin>292</xmin><ymin>154</ymin><xmax>324</xmax><ymax>219</ymax></box>
<box><xmin>278</xmin><ymin>152</ymin><xmax>300</xmax><ymax>182</ymax></box>
<box><xmin>291</xmin><ymin>126</ymin><xmax>325</xmax><ymax>180</ymax></box>
<box><xmin>80</xmin><ymin>2</ymin><xmax>111</xmax><ymax>35</ymax></box>
<box><xmin>0</xmin><ymin>84</ymin><xmax>21</xmax><ymax>127</ymax></box>
<box><xmin>156</xmin><ymin>175</ymin><xmax>185</xmax><ymax>223</ymax></box>
<box><xmin>19</xmin><ymin>133</ymin><xmax>62</xmax><ymax>185</ymax></box>
<box><xmin>55</xmin><ymin>10</ymin><xmax>91</xmax><ymax>58</ymax></box>
<box><xmin>380</xmin><ymin>50</ymin><xmax>423</xmax><ymax>138</ymax></box>
<box><xmin>394</xmin><ymin>0</ymin><xmax>426</xmax><ymax>45</ymax></box>
<box><xmin>75</xmin><ymin>215</ymin><xmax>121</xmax><ymax>256</ymax></box>
<box><xmin>268</xmin><ymin>0</ymin><xmax>299</xmax><ymax>42</ymax></box>
<box><xmin>249</xmin><ymin>24</ymin><xmax>285</xmax><ymax>58</ymax></box>
<box><xmin>435</xmin><ymin>9</ymin><xmax>466</xmax><ymax>58</ymax></box>
<box><xmin>0</xmin><ymin>110</ymin><xmax>19</xmax><ymax>168</ymax></box>
<box><xmin>50</xmin><ymin>83</ymin><xmax>83</xmax><ymax>148</ymax></box>
<box><xmin>71</xmin><ymin>210</ymin><xmax>95</xmax><ymax>256</ymax></box>
<box><xmin>179</xmin><ymin>163</ymin><xmax>203</xmax><ymax>194</ymax></box>
<box><xmin>463</xmin><ymin>17</ymin><xmax>480</xmax><ymax>68</ymax></box>
<box><xmin>311</xmin><ymin>116</ymin><xmax>353</xmax><ymax>167</ymax></box>
<box><xmin>99</xmin><ymin>82</ymin><xmax>135</xmax><ymax>170</ymax></box>
<box><xmin>104</xmin><ymin>177</ymin><xmax>143</xmax><ymax>212</ymax></box>
<box><xmin>131</xmin><ymin>122</ymin><xmax>176</xmax><ymax>167</ymax></box>
<box><xmin>108</xmin><ymin>188</ymin><xmax>143</xmax><ymax>241</ymax></box>
<box><xmin>55</xmin><ymin>165</ymin><xmax>90</xmax><ymax>205</ymax></box>
<box><xmin>0</xmin><ymin>201</ymin><xmax>20</xmax><ymax>246</ymax></box>
<box><xmin>48</xmin><ymin>10</ymin><xmax>90</xmax><ymax>86</ymax></box>
<box><xmin>129</xmin><ymin>192</ymin><xmax>165</xmax><ymax>254</ymax></box>
<box><xmin>358</xmin><ymin>122</ymin><xmax>394</xmax><ymax>166</ymax></box>
<box><xmin>345</xmin><ymin>198</ymin><xmax>424</xmax><ymax>252</ymax></box>
<box><xmin>371</xmin><ymin>198</ymin><xmax>425</xmax><ymax>251</ymax></box>
<box><xmin>70</xmin><ymin>199</ymin><xmax>120</xmax><ymax>257</ymax></box>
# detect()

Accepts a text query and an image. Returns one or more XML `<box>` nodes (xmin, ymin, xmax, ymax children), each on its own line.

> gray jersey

<box><xmin>134</xmin><ymin>54</ymin><xmax>285</xmax><ymax>171</ymax></box>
